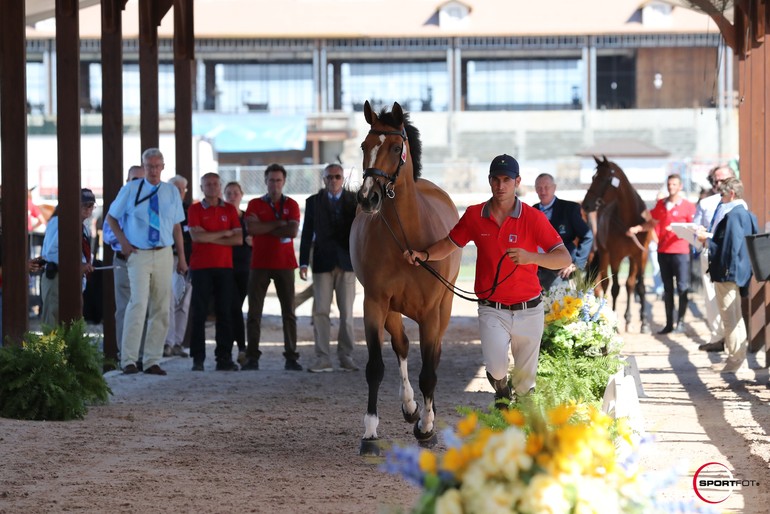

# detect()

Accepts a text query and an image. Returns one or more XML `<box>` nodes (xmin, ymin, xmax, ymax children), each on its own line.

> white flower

<box><xmin>478</xmin><ymin>428</ymin><xmax>532</xmax><ymax>482</ymax></box>
<box><xmin>436</xmin><ymin>488</ymin><xmax>464</xmax><ymax>514</ymax></box>
<box><xmin>573</xmin><ymin>476</ymin><xmax>622</xmax><ymax>514</ymax></box>
<box><xmin>518</xmin><ymin>474</ymin><xmax>572</xmax><ymax>514</ymax></box>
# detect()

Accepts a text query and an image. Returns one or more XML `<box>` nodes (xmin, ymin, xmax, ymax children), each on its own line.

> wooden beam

<box><xmin>0</xmin><ymin>0</ymin><xmax>30</xmax><ymax>343</ymax></box>
<box><xmin>751</xmin><ymin>0</ymin><xmax>764</xmax><ymax>46</ymax></box>
<box><xmin>139</xmin><ymin>0</ymin><xmax>159</xmax><ymax>150</ymax></box>
<box><xmin>101</xmin><ymin>0</ymin><xmax>126</xmax><ymax>364</ymax></box>
<box><xmin>688</xmin><ymin>0</ymin><xmax>737</xmax><ymax>51</ymax></box>
<box><xmin>56</xmin><ymin>0</ymin><xmax>84</xmax><ymax>325</ymax></box>
<box><xmin>174</xmin><ymin>0</ymin><xmax>194</xmax><ymax>195</ymax></box>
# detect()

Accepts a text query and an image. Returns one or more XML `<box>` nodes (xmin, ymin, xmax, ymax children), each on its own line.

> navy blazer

<box><xmin>707</xmin><ymin>204</ymin><xmax>758</xmax><ymax>290</ymax></box>
<box><xmin>299</xmin><ymin>189</ymin><xmax>357</xmax><ymax>273</ymax></box>
<box><xmin>532</xmin><ymin>197</ymin><xmax>593</xmax><ymax>269</ymax></box>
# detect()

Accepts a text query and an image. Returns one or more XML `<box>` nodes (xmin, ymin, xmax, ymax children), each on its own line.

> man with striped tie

<box><xmin>106</xmin><ymin>148</ymin><xmax>188</xmax><ymax>376</ymax></box>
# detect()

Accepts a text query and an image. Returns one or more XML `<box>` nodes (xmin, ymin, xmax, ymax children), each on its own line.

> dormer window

<box><xmin>642</xmin><ymin>1</ymin><xmax>673</xmax><ymax>28</ymax></box>
<box><xmin>438</xmin><ymin>1</ymin><xmax>470</xmax><ymax>29</ymax></box>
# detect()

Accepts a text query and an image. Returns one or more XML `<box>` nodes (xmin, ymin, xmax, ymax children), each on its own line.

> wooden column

<box><xmin>56</xmin><ymin>0</ymin><xmax>84</xmax><ymax>325</ymax></box>
<box><xmin>139</xmin><ymin>0</ymin><xmax>160</xmax><ymax>150</ymax></box>
<box><xmin>101</xmin><ymin>0</ymin><xmax>127</xmax><ymax>363</ymax></box>
<box><xmin>174</xmin><ymin>0</ymin><xmax>194</xmax><ymax>194</ymax></box>
<box><xmin>0</xmin><ymin>0</ymin><xmax>30</xmax><ymax>343</ymax></box>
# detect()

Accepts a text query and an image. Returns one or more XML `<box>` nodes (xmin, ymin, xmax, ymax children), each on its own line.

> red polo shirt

<box><xmin>649</xmin><ymin>197</ymin><xmax>696</xmax><ymax>254</ymax></box>
<box><xmin>187</xmin><ymin>199</ymin><xmax>241</xmax><ymax>270</ymax></box>
<box><xmin>246</xmin><ymin>194</ymin><xmax>300</xmax><ymax>270</ymax></box>
<box><xmin>449</xmin><ymin>198</ymin><xmax>563</xmax><ymax>304</ymax></box>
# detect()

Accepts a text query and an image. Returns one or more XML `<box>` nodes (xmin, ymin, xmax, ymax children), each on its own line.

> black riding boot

<box><xmin>675</xmin><ymin>291</ymin><xmax>688</xmax><ymax>332</ymax></box>
<box><xmin>487</xmin><ymin>371</ymin><xmax>512</xmax><ymax>409</ymax></box>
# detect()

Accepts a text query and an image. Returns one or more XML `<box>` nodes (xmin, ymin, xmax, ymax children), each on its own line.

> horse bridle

<box><xmin>588</xmin><ymin>167</ymin><xmax>648</xmax><ymax>253</ymax></box>
<box><xmin>362</xmin><ymin>127</ymin><xmax>408</xmax><ymax>200</ymax></box>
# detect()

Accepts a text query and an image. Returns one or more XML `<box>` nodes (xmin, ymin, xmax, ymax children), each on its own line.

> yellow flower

<box><xmin>548</xmin><ymin>403</ymin><xmax>577</xmax><ymax>426</ymax></box>
<box><xmin>526</xmin><ymin>432</ymin><xmax>544</xmax><ymax>456</ymax></box>
<box><xmin>442</xmin><ymin>447</ymin><xmax>466</xmax><ymax>474</ymax></box>
<box><xmin>502</xmin><ymin>409</ymin><xmax>525</xmax><ymax>427</ymax></box>
<box><xmin>457</xmin><ymin>412</ymin><xmax>478</xmax><ymax>437</ymax></box>
<box><xmin>419</xmin><ymin>449</ymin><xmax>437</xmax><ymax>474</ymax></box>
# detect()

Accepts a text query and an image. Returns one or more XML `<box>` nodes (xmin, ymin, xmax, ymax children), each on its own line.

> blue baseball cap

<box><xmin>489</xmin><ymin>154</ymin><xmax>520</xmax><ymax>179</ymax></box>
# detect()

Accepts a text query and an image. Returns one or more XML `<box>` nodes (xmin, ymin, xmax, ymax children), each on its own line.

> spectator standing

<box><xmin>187</xmin><ymin>173</ymin><xmax>242</xmax><ymax>371</ymax></box>
<box><xmin>531</xmin><ymin>173</ymin><xmax>593</xmax><ymax>291</ymax></box>
<box><xmin>693</xmin><ymin>165</ymin><xmax>735</xmax><ymax>351</ymax></box>
<box><xmin>299</xmin><ymin>164</ymin><xmax>359</xmax><ymax>373</ymax></box>
<box><xmin>224</xmin><ymin>181</ymin><xmax>252</xmax><ymax>365</ymax></box>
<box><xmin>697</xmin><ymin>178</ymin><xmax>758</xmax><ymax>374</ymax></box>
<box><xmin>404</xmin><ymin>154</ymin><xmax>570</xmax><ymax>405</ymax></box>
<box><xmin>40</xmin><ymin>189</ymin><xmax>97</xmax><ymax>327</ymax></box>
<box><xmin>630</xmin><ymin>174</ymin><xmax>695</xmax><ymax>334</ymax></box>
<box><xmin>106</xmin><ymin>148</ymin><xmax>188</xmax><ymax>376</ymax></box>
<box><xmin>103</xmin><ymin>165</ymin><xmax>147</xmax><ymax>363</ymax></box>
<box><xmin>242</xmin><ymin>163</ymin><xmax>302</xmax><ymax>371</ymax></box>
<box><xmin>163</xmin><ymin>175</ymin><xmax>192</xmax><ymax>358</ymax></box>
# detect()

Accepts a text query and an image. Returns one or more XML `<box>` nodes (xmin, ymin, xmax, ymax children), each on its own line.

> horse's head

<box><xmin>357</xmin><ymin>100</ymin><xmax>421</xmax><ymax>214</ymax></box>
<box><xmin>582</xmin><ymin>155</ymin><xmax>625</xmax><ymax>213</ymax></box>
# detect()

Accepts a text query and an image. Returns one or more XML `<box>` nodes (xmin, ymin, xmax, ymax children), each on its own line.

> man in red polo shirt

<box><xmin>242</xmin><ymin>163</ymin><xmax>303</xmax><ymax>371</ymax></box>
<box><xmin>187</xmin><ymin>172</ymin><xmax>243</xmax><ymax>371</ymax></box>
<box><xmin>629</xmin><ymin>173</ymin><xmax>695</xmax><ymax>334</ymax></box>
<box><xmin>405</xmin><ymin>154</ymin><xmax>571</xmax><ymax>406</ymax></box>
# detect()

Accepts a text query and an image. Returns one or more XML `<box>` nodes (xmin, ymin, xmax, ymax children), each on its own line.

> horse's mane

<box><xmin>376</xmin><ymin>107</ymin><xmax>422</xmax><ymax>180</ymax></box>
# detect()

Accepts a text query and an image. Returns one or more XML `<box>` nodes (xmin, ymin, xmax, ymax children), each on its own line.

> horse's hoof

<box><xmin>402</xmin><ymin>404</ymin><xmax>420</xmax><ymax>424</ymax></box>
<box><xmin>640</xmin><ymin>323</ymin><xmax>651</xmax><ymax>334</ymax></box>
<box><xmin>413</xmin><ymin>422</ymin><xmax>437</xmax><ymax>447</ymax></box>
<box><xmin>359</xmin><ymin>438</ymin><xmax>381</xmax><ymax>457</ymax></box>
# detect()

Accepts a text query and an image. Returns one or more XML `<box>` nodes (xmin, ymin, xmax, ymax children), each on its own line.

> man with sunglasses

<box><xmin>299</xmin><ymin>164</ymin><xmax>359</xmax><ymax>372</ymax></box>
<box><xmin>693</xmin><ymin>165</ymin><xmax>735</xmax><ymax>351</ymax></box>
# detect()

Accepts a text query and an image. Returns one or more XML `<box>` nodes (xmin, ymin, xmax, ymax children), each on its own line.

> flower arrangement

<box><xmin>536</xmin><ymin>279</ymin><xmax>625</xmax><ymax>405</ymax></box>
<box><xmin>382</xmin><ymin>402</ymin><xmax>717</xmax><ymax>514</ymax></box>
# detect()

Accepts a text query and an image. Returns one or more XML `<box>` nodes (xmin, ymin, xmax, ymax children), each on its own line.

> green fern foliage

<box><xmin>0</xmin><ymin>319</ymin><xmax>111</xmax><ymax>421</ymax></box>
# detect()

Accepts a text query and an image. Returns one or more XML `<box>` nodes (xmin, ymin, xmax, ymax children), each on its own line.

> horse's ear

<box><xmin>392</xmin><ymin>102</ymin><xmax>404</xmax><ymax>125</ymax></box>
<box><xmin>593</xmin><ymin>155</ymin><xmax>601</xmax><ymax>166</ymax></box>
<box><xmin>364</xmin><ymin>100</ymin><xmax>374</xmax><ymax>125</ymax></box>
<box><xmin>602</xmin><ymin>155</ymin><xmax>608</xmax><ymax>164</ymax></box>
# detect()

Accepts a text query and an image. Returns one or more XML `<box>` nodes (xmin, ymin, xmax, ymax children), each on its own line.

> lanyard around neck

<box><xmin>135</xmin><ymin>180</ymin><xmax>161</xmax><ymax>206</ymax></box>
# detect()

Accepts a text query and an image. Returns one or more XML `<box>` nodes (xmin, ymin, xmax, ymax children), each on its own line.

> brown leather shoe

<box><xmin>143</xmin><ymin>364</ymin><xmax>167</xmax><ymax>376</ymax></box>
<box><xmin>123</xmin><ymin>364</ymin><xmax>139</xmax><ymax>375</ymax></box>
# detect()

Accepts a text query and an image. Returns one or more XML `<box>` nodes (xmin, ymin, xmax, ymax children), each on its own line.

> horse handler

<box><xmin>404</xmin><ymin>154</ymin><xmax>571</xmax><ymax>407</ymax></box>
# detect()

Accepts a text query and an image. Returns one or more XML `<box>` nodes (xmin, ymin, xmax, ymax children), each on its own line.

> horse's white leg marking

<box><xmin>363</xmin><ymin>413</ymin><xmax>379</xmax><ymax>440</ymax></box>
<box><xmin>399</xmin><ymin>357</ymin><xmax>418</xmax><ymax>416</ymax></box>
<box><xmin>419</xmin><ymin>398</ymin><xmax>434</xmax><ymax>435</ymax></box>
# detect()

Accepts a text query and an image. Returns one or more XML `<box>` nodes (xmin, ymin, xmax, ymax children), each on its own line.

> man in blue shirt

<box><xmin>106</xmin><ymin>148</ymin><xmax>188</xmax><ymax>375</ymax></box>
<box><xmin>40</xmin><ymin>189</ymin><xmax>96</xmax><ymax>327</ymax></box>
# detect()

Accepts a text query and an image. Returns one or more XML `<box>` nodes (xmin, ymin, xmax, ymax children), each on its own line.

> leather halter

<box><xmin>362</xmin><ymin>127</ymin><xmax>408</xmax><ymax>199</ymax></box>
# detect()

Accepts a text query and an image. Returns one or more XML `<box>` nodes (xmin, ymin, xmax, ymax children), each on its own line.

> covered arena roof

<box><xmin>26</xmin><ymin>0</ymin><xmax>720</xmax><ymax>39</ymax></box>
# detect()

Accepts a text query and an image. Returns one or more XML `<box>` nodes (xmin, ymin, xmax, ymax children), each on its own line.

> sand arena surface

<box><xmin>1</xmin><ymin>282</ymin><xmax>768</xmax><ymax>513</ymax></box>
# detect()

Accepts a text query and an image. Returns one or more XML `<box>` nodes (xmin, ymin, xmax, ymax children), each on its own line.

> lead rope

<box><xmin>379</xmin><ymin>194</ymin><xmax>515</xmax><ymax>303</ymax></box>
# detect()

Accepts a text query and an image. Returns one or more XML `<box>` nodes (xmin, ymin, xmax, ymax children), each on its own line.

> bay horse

<box><xmin>582</xmin><ymin>156</ymin><xmax>651</xmax><ymax>333</ymax></box>
<box><xmin>350</xmin><ymin>101</ymin><xmax>461</xmax><ymax>456</ymax></box>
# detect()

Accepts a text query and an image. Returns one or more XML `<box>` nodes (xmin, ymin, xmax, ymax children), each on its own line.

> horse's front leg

<box><xmin>360</xmin><ymin>299</ymin><xmax>387</xmax><ymax>457</ymax></box>
<box><xmin>624</xmin><ymin>275</ymin><xmax>634</xmax><ymax>330</ymax></box>
<box><xmin>384</xmin><ymin>312</ymin><xmax>419</xmax><ymax>424</ymax></box>
<box><xmin>413</xmin><ymin>319</ymin><xmax>442</xmax><ymax>447</ymax></box>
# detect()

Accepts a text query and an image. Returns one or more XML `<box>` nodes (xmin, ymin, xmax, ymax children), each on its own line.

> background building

<box><xmin>20</xmin><ymin>0</ymin><xmax>736</xmax><ymax>202</ymax></box>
